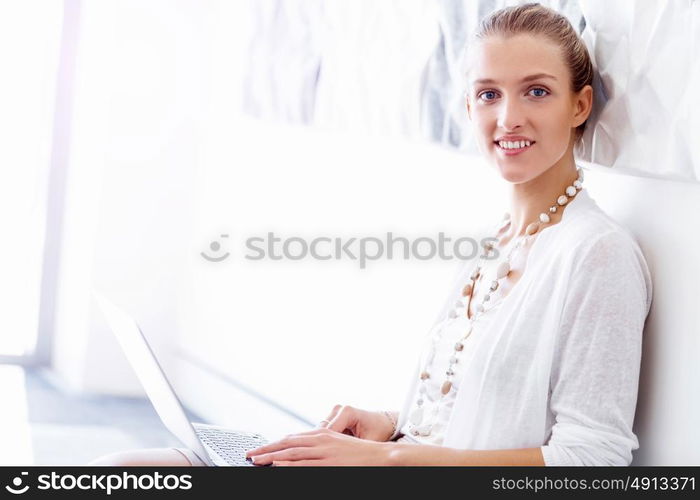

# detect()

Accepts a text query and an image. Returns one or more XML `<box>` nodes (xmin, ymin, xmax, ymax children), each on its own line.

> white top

<box><xmin>391</xmin><ymin>186</ymin><xmax>653</xmax><ymax>466</ymax></box>
<box><xmin>396</xmin><ymin>307</ymin><xmax>498</xmax><ymax>445</ymax></box>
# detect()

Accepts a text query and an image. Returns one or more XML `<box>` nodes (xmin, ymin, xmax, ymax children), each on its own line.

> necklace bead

<box><xmin>496</xmin><ymin>261</ymin><xmax>510</xmax><ymax>279</ymax></box>
<box><xmin>525</xmin><ymin>222</ymin><xmax>540</xmax><ymax>235</ymax></box>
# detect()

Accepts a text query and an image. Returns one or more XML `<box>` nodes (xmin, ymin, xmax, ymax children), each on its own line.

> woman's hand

<box><xmin>244</xmin><ymin>427</ymin><xmax>394</xmax><ymax>466</ymax></box>
<box><xmin>319</xmin><ymin>404</ymin><xmax>397</xmax><ymax>442</ymax></box>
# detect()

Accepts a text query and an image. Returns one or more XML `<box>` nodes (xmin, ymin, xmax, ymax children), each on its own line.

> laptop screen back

<box><xmin>94</xmin><ymin>292</ymin><xmax>212</xmax><ymax>465</ymax></box>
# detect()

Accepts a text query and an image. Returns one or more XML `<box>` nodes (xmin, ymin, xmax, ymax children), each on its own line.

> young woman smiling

<box><xmin>91</xmin><ymin>3</ymin><xmax>652</xmax><ymax>467</ymax></box>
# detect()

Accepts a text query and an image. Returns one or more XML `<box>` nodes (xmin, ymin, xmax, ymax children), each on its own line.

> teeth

<box><xmin>498</xmin><ymin>140</ymin><xmax>531</xmax><ymax>149</ymax></box>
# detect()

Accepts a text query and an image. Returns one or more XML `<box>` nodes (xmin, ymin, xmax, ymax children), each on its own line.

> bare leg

<box><xmin>88</xmin><ymin>448</ymin><xmax>204</xmax><ymax>466</ymax></box>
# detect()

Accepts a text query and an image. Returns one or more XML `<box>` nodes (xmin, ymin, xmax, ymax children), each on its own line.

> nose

<box><xmin>496</xmin><ymin>95</ymin><xmax>526</xmax><ymax>132</ymax></box>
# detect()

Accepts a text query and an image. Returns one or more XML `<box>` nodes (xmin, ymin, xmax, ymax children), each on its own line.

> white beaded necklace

<box><xmin>406</xmin><ymin>168</ymin><xmax>585</xmax><ymax>438</ymax></box>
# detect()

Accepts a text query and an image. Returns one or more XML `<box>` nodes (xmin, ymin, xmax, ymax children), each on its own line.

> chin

<box><xmin>494</xmin><ymin>164</ymin><xmax>531</xmax><ymax>184</ymax></box>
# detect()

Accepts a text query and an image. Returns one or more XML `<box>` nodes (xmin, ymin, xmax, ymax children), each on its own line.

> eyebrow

<box><xmin>472</xmin><ymin>73</ymin><xmax>558</xmax><ymax>85</ymax></box>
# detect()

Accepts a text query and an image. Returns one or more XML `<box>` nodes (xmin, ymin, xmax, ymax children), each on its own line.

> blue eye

<box><xmin>477</xmin><ymin>87</ymin><xmax>549</xmax><ymax>101</ymax></box>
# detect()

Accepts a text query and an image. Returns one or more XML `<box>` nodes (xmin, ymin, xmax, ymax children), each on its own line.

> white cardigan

<box><xmin>390</xmin><ymin>187</ymin><xmax>653</xmax><ymax>466</ymax></box>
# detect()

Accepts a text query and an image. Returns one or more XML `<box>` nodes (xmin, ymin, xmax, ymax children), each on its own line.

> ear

<box><xmin>572</xmin><ymin>84</ymin><xmax>593</xmax><ymax>128</ymax></box>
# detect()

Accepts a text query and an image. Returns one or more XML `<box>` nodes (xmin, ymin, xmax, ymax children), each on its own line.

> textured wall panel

<box><xmin>240</xmin><ymin>0</ymin><xmax>699</xmax><ymax>180</ymax></box>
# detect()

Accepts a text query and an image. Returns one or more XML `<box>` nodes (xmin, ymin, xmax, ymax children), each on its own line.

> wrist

<box><xmin>380</xmin><ymin>410</ymin><xmax>398</xmax><ymax>440</ymax></box>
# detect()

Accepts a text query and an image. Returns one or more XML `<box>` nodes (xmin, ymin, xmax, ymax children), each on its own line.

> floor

<box><xmin>0</xmin><ymin>365</ymin><xmax>206</xmax><ymax>465</ymax></box>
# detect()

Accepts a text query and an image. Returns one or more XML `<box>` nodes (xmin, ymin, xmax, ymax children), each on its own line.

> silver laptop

<box><xmin>94</xmin><ymin>292</ymin><xmax>269</xmax><ymax>466</ymax></box>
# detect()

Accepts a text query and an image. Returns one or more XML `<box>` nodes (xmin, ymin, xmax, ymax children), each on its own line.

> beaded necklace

<box><xmin>406</xmin><ymin>168</ymin><xmax>584</xmax><ymax>437</ymax></box>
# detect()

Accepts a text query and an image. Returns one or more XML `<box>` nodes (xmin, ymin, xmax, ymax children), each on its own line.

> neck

<box><xmin>501</xmin><ymin>159</ymin><xmax>580</xmax><ymax>245</ymax></box>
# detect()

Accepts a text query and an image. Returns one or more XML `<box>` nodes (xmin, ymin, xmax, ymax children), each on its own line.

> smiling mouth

<box><xmin>494</xmin><ymin>141</ymin><xmax>536</xmax><ymax>154</ymax></box>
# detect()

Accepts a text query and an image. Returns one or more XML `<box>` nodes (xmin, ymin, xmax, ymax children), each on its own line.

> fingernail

<box><xmin>250</xmin><ymin>456</ymin><xmax>256</xmax><ymax>464</ymax></box>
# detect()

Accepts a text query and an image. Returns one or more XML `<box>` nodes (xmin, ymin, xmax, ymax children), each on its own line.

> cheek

<box><xmin>542</xmin><ymin>106</ymin><xmax>572</xmax><ymax>136</ymax></box>
<box><xmin>540</xmin><ymin>115</ymin><xmax>573</xmax><ymax>152</ymax></box>
<box><xmin>470</xmin><ymin>113</ymin><xmax>494</xmax><ymax>140</ymax></box>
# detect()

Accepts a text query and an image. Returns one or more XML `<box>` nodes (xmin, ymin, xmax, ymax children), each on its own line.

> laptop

<box><xmin>94</xmin><ymin>292</ymin><xmax>269</xmax><ymax>466</ymax></box>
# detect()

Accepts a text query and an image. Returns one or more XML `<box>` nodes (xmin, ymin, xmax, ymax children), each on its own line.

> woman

<box><xmin>91</xmin><ymin>3</ymin><xmax>652</xmax><ymax>467</ymax></box>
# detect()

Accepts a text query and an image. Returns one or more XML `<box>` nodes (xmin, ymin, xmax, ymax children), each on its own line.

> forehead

<box><xmin>468</xmin><ymin>34</ymin><xmax>567</xmax><ymax>86</ymax></box>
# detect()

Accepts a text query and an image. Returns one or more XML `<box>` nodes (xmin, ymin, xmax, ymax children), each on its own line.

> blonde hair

<box><xmin>466</xmin><ymin>2</ymin><xmax>594</xmax><ymax>142</ymax></box>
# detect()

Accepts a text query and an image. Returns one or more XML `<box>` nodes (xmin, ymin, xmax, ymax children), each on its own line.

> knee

<box><xmin>88</xmin><ymin>448</ymin><xmax>191</xmax><ymax>466</ymax></box>
<box><xmin>88</xmin><ymin>450</ymin><xmax>141</xmax><ymax>466</ymax></box>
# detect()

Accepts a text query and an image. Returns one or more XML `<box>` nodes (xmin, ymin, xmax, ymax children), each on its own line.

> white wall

<box><xmin>581</xmin><ymin>165</ymin><xmax>700</xmax><ymax>466</ymax></box>
<box><xmin>49</xmin><ymin>1</ymin><xmax>507</xmax><ymax>430</ymax></box>
<box><xmin>0</xmin><ymin>1</ymin><xmax>63</xmax><ymax>357</ymax></box>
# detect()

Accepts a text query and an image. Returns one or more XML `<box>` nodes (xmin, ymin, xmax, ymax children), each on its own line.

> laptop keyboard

<box><xmin>195</xmin><ymin>427</ymin><xmax>267</xmax><ymax>466</ymax></box>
